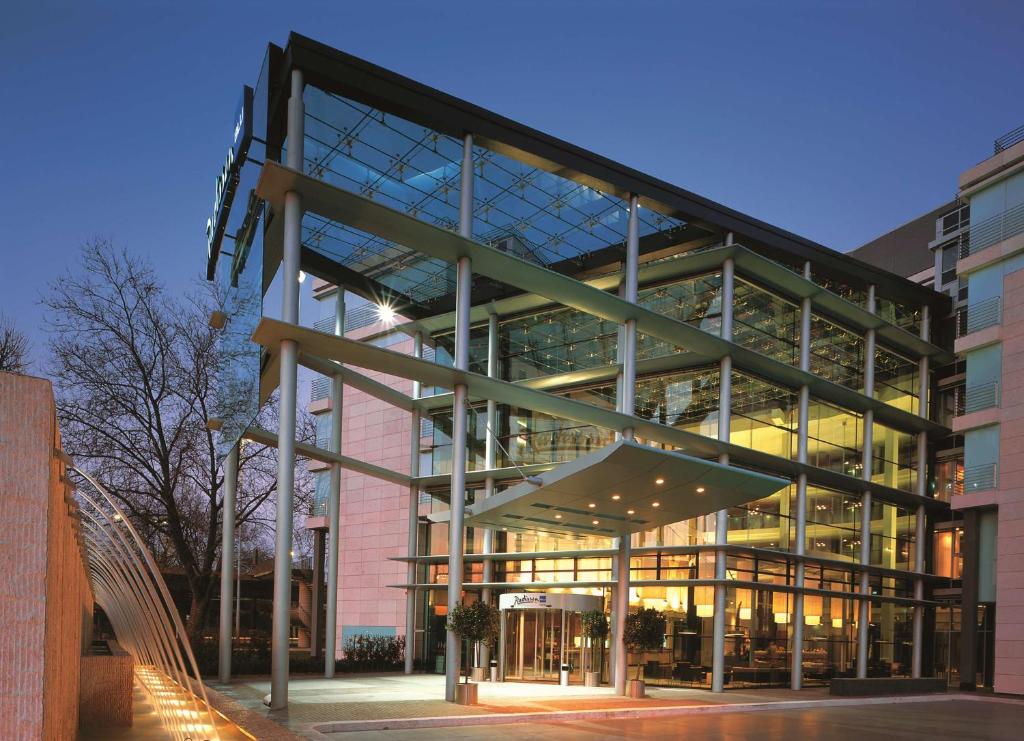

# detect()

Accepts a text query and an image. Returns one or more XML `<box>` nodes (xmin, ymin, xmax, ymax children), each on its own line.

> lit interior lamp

<box><xmin>832</xmin><ymin>618</ymin><xmax>844</xmax><ymax>629</ymax></box>
<box><xmin>655</xmin><ymin>477</ymin><xmax>665</xmax><ymax>485</ymax></box>
<box><xmin>739</xmin><ymin>607</ymin><xmax>752</xmax><ymax>621</ymax></box>
<box><xmin>736</xmin><ymin>588</ymin><xmax>752</xmax><ymax>620</ymax></box>
<box><xmin>611</xmin><ymin>494</ymin><xmax>621</xmax><ymax>500</ymax></box>
<box><xmin>695</xmin><ymin>586</ymin><xmax>714</xmax><ymax>617</ymax></box>
<box><xmin>696</xmin><ymin>486</ymin><xmax>705</xmax><ymax>493</ymax></box>
<box><xmin>773</xmin><ymin>592</ymin><xmax>790</xmax><ymax>624</ymax></box>
<box><xmin>804</xmin><ymin>594</ymin><xmax>823</xmax><ymax>626</ymax></box>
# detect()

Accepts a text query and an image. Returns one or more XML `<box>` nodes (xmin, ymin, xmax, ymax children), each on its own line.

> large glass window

<box><xmin>805</xmin><ymin>399</ymin><xmax>864</xmax><ymax>477</ymax></box>
<box><xmin>871</xmin><ymin>422</ymin><xmax>919</xmax><ymax>494</ymax></box>
<box><xmin>727</xmin><ymin>484</ymin><xmax>796</xmax><ymax>551</ymax></box>
<box><xmin>637</xmin><ymin>272</ymin><xmax>722</xmax><ymax>359</ymax></box>
<box><xmin>809</xmin><ymin>315</ymin><xmax>864</xmax><ymax>391</ymax></box>
<box><xmin>634</xmin><ymin>367</ymin><xmax>721</xmax><ymax>438</ymax></box>
<box><xmin>729</xmin><ymin>372</ymin><xmax>797</xmax><ymax>459</ymax></box>
<box><xmin>731</xmin><ymin>278</ymin><xmax>800</xmax><ymax>364</ymax></box>
<box><xmin>805</xmin><ymin>486</ymin><xmax>863</xmax><ymax>562</ymax></box>
<box><xmin>870</xmin><ymin>501</ymin><xmax>917</xmax><ymax>571</ymax></box>
<box><xmin>500</xmin><ymin>306</ymin><xmax>617</xmax><ymax>381</ymax></box>
<box><xmin>874</xmin><ymin>346</ymin><xmax>919</xmax><ymax>413</ymax></box>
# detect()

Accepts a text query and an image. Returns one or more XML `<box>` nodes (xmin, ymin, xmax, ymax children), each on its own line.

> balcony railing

<box><xmin>995</xmin><ymin>123</ymin><xmax>1024</xmax><ymax>154</ymax></box>
<box><xmin>314</xmin><ymin>316</ymin><xmax>335</xmax><ymax>333</ymax></box>
<box><xmin>960</xmin><ymin>296</ymin><xmax>1002</xmax><ymax>336</ymax></box>
<box><xmin>311</xmin><ymin>376</ymin><xmax>331</xmax><ymax>402</ymax></box>
<box><xmin>312</xmin><ymin>303</ymin><xmax>388</xmax><ymax>334</ymax></box>
<box><xmin>962</xmin><ymin>201</ymin><xmax>1024</xmax><ymax>256</ymax></box>
<box><xmin>963</xmin><ymin>463</ymin><xmax>998</xmax><ymax>493</ymax></box>
<box><xmin>962</xmin><ymin>380</ymin><xmax>1000</xmax><ymax>414</ymax></box>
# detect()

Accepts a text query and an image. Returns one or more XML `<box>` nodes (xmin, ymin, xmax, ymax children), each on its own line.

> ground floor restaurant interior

<box><xmin>420</xmin><ymin>584</ymin><xmax>934</xmax><ymax>689</ymax></box>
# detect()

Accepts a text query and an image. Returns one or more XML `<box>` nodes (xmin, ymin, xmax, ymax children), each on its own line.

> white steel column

<box><xmin>912</xmin><ymin>305</ymin><xmax>930</xmax><ymax>677</ymax></box>
<box><xmin>791</xmin><ymin>260</ymin><xmax>812</xmax><ymax>690</ymax></box>
<box><xmin>218</xmin><ymin>444</ymin><xmax>239</xmax><ymax>683</ymax></box>
<box><xmin>857</xmin><ymin>285</ymin><xmax>877</xmax><ymax>679</ymax></box>
<box><xmin>405</xmin><ymin>332</ymin><xmax>423</xmax><ymax>675</ymax></box>
<box><xmin>613</xmin><ymin>194</ymin><xmax>640</xmax><ymax>695</ymax></box>
<box><xmin>711</xmin><ymin>237</ymin><xmax>735</xmax><ymax>693</ymax></box>
<box><xmin>445</xmin><ymin>133</ymin><xmax>474</xmax><ymax>702</ymax></box>
<box><xmin>479</xmin><ymin>312</ymin><xmax>499</xmax><ymax>673</ymax></box>
<box><xmin>325</xmin><ymin>289</ymin><xmax>345</xmax><ymax>677</ymax></box>
<box><xmin>271</xmin><ymin>67</ymin><xmax>304</xmax><ymax>710</ymax></box>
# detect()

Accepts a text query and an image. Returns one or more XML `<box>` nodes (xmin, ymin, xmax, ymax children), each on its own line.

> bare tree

<box><xmin>47</xmin><ymin>240</ymin><xmax>312</xmax><ymax>638</ymax></box>
<box><xmin>0</xmin><ymin>313</ymin><xmax>30</xmax><ymax>374</ymax></box>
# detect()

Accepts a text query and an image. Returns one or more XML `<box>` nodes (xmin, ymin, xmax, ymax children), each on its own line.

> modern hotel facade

<box><xmin>853</xmin><ymin>124</ymin><xmax>1024</xmax><ymax>695</ymax></box>
<box><xmin>208</xmin><ymin>33</ymin><xmax>960</xmax><ymax>708</ymax></box>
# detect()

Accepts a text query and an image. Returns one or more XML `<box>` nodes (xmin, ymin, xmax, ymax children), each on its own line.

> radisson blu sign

<box><xmin>205</xmin><ymin>85</ymin><xmax>253</xmax><ymax>279</ymax></box>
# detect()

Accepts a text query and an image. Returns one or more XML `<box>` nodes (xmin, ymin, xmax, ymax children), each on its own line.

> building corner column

<box><xmin>445</xmin><ymin>132</ymin><xmax>474</xmax><ymax>703</ymax></box>
<box><xmin>325</xmin><ymin>289</ymin><xmax>345</xmax><ymax>677</ymax></box>
<box><xmin>218</xmin><ymin>444</ymin><xmax>239</xmax><ymax>684</ymax></box>
<box><xmin>270</xmin><ymin>66</ymin><xmax>305</xmax><ymax>711</ymax></box>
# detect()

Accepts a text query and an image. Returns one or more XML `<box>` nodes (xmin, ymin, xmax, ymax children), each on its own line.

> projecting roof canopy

<box><xmin>429</xmin><ymin>439</ymin><xmax>790</xmax><ymax>538</ymax></box>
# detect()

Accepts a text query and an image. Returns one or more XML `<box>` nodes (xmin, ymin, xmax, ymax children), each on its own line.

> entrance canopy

<box><xmin>431</xmin><ymin>439</ymin><xmax>790</xmax><ymax>538</ymax></box>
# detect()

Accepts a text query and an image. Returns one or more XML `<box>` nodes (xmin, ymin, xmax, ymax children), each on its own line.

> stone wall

<box><xmin>79</xmin><ymin>641</ymin><xmax>133</xmax><ymax>728</ymax></box>
<box><xmin>0</xmin><ymin>372</ymin><xmax>93</xmax><ymax>740</ymax></box>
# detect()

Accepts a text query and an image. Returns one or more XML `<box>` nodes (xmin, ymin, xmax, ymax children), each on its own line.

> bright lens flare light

<box><xmin>376</xmin><ymin>302</ymin><xmax>397</xmax><ymax>324</ymax></box>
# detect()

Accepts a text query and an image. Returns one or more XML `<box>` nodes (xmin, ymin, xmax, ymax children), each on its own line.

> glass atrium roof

<box><xmin>299</xmin><ymin>87</ymin><xmax>687</xmax><ymax>306</ymax></box>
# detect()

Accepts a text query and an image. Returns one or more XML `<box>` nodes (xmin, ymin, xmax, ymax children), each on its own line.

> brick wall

<box><xmin>0</xmin><ymin>372</ymin><xmax>93</xmax><ymax>740</ymax></box>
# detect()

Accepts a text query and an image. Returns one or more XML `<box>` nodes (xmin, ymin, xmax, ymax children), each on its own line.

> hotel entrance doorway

<box><xmin>498</xmin><ymin>592</ymin><xmax>603</xmax><ymax>683</ymax></box>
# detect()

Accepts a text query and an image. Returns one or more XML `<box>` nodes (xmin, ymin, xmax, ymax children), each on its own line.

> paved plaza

<box><xmin>201</xmin><ymin>673</ymin><xmax>1024</xmax><ymax>740</ymax></box>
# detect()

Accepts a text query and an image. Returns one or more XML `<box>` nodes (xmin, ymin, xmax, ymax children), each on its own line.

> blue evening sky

<box><xmin>2</xmin><ymin>0</ymin><xmax>1022</xmax><ymax>368</ymax></box>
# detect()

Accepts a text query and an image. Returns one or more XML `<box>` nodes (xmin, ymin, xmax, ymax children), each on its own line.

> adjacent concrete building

<box><xmin>853</xmin><ymin>124</ymin><xmax>1024</xmax><ymax>694</ymax></box>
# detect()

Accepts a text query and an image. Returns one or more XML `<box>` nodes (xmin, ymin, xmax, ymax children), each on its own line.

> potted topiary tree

<box><xmin>580</xmin><ymin>610</ymin><xmax>609</xmax><ymax>687</ymax></box>
<box><xmin>446</xmin><ymin>599</ymin><xmax>501</xmax><ymax>704</ymax></box>
<box><xmin>624</xmin><ymin>607</ymin><xmax>666</xmax><ymax>698</ymax></box>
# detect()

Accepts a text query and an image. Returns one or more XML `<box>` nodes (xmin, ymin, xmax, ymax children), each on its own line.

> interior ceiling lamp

<box><xmin>804</xmin><ymin>594</ymin><xmax>823</xmax><ymax>626</ymax></box>
<box><xmin>773</xmin><ymin>591</ymin><xmax>790</xmax><ymax>624</ymax></box>
<box><xmin>695</xmin><ymin>585</ymin><xmax>715</xmax><ymax>617</ymax></box>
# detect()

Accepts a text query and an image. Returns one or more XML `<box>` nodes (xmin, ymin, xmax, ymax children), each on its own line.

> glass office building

<box><xmin>208</xmin><ymin>34</ymin><xmax>953</xmax><ymax>705</ymax></box>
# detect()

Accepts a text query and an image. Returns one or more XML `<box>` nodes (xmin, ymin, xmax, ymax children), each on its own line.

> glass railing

<box><xmin>963</xmin><ymin>463</ymin><xmax>997</xmax><ymax>493</ymax></box>
<box><xmin>962</xmin><ymin>201</ymin><xmax>1024</xmax><ymax>256</ymax></box>
<box><xmin>961</xmin><ymin>296</ymin><xmax>1002</xmax><ymax>336</ymax></box>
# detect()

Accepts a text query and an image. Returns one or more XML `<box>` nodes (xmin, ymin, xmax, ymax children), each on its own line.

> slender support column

<box><xmin>405</xmin><ymin>332</ymin><xmax>423</xmax><ymax>675</ymax></box>
<box><xmin>271</xmin><ymin>68</ymin><xmax>304</xmax><ymax>711</ymax></box>
<box><xmin>612</xmin><ymin>195</ymin><xmax>640</xmax><ymax>695</ymax></box>
<box><xmin>712</xmin><ymin>246</ymin><xmax>734</xmax><ymax>693</ymax></box>
<box><xmin>325</xmin><ymin>290</ymin><xmax>345</xmax><ymax>677</ymax></box>
<box><xmin>445</xmin><ymin>133</ymin><xmax>474</xmax><ymax>703</ymax></box>
<box><xmin>479</xmin><ymin>312</ymin><xmax>499</xmax><ymax>673</ymax></box>
<box><xmin>857</xmin><ymin>287</ymin><xmax>876</xmax><ymax>680</ymax></box>
<box><xmin>912</xmin><ymin>305</ymin><xmax>930</xmax><ymax>677</ymax></box>
<box><xmin>791</xmin><ymin>283</ymin><xmax>812</xmax><ymax>690</ymax></box>
<box><xmin>310</xmin><ymin>531</ymin><xmax>325</xmax><ymax>659</ymax></box>
<box><xmin>218</xmin><ymin>444</ymin><xmax>239</xmax><ymax>684</ymax></box>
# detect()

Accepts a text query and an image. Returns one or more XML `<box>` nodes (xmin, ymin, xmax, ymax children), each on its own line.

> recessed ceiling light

<box><xmin>592</xmin><ymin>520</ymin><xmax>599</xmax><ymax>525</ymax></box>
<box><xmin>588</xmin><ymin>503</ymin><xmax>596</xmax><ymax>508</ymax></box>
<box><xmin>655</xmin><ymin>478</ymin><xmax>665</xmax><ymax>485</ymax></box>
<box><xmin>554</xmin><ymin>514</ymin><xmax>562</xmax><ymax>519</ymax></box>
<box><xmin>696</xmin><ymin>487</ymin><xmax>705</xmax><ymax>493</ymax></box>
<box><xmin>611</xmin><ymin>494</ymin><xmax>621</xmax><ymax>501</ymax></box>
<box><xmin>652</xmin><ymin>501</ymin><xmax>660</xmax><ymax>507</ymax></box>
<box><xmin>626</xmin><ymin>509</ymin><xmax>635</xmax><ymax>515</ymax></box>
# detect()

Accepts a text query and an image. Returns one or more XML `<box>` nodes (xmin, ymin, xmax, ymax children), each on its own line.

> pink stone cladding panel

<box><xmin>995</xmin><ymin>269</ymin><xmax>1024</xmax><ymax>693</ymax></box>
<box><xmin>331</xmin><ymin>334</ymin><xmax>416</xmax><ymax>651</ymax></box>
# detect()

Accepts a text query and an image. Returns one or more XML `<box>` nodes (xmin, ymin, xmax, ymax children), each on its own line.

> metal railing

<box><xmin>960</xmin><ymin>296</ymin><xmax>1002</xmax><ymax>336</ymax></box>
<box><xmin>314</xmin><ymin>316</ymin><xmax>335</xmax><ymax>333</ymax></box>
<box><xmin>311</xmin><ymin>376</ymin><xmax>331</xmax><ymax>402</ymax></box>
<box><xmin>962</xmin><ymin>380</ymin><xmax>1000</xmax><ymax>414</ymax></box>
<box><xmin>963</xmin><ymin>463</ymin><xmax>998</xmax><ymax>493</ymax></box>
<box><xmin>311</xmin><ymin>303</ymin><xmax>386</xmax><ymax>334</ymax></box>
<box><xmin>962</xmin><ymin>201</ymin><xmax>1024</xmax><ymax>256</ymax></box>
<box><xmin>995</xmin><ymin>123</ymin><xmax>1024</xmax><ymax>154</ymax></box>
